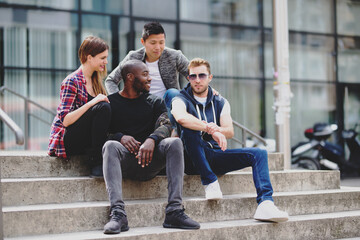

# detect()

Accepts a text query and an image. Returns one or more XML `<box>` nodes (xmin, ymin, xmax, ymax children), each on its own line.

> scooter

<box><xmin>291</xmin><ymin>122</ymin><xmax>360</xmax><ymax>177</ymax></box>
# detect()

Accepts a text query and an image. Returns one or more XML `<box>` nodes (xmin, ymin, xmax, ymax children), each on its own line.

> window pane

<box><xmin>181</xmin><ymin>23</ymin><xmax>261</xmax><ymax>78</ymax></box>
<box><xmin>264</xmin><ymin>0</ymin><xmax>333</xmax><ymax>33</ymax></box>
<box><xmin>263</xmin><ymin>0</ymin><xmax>272</xmax><ymax>28</ymax></box>
<box><xmin>181</xmin><ymin>0</ymin><xmax>258</xmax><ymax>25</ymax></box>
<box><xmin>133</xmin><ymin>0</ymin><xmax>176</xmax><ymax>19</ymax></box>
<box><xmin>211</xmin><ymin>78</ymin><xmax>262</xmax><ymax>143</ymax></box>
<box><xmin>134</xmin><ymin>21</ymin><xmax>176</xmax><ymax>50</ymax></box>
<box><xmin>288</xmin><ymin>0</ymin><xmax>333</xmax><ymax>33</ymax></box>
<box><xmin>82</xmin><ymin>14</ymin><xmax>112</xmax><ymax>68</ymax></box>
<box><xmin>337</xmin><ymin>0</ymin><xmax>360</xmax><ymax>36</ymax></box>
<box><xmin>81</xmin><ymin>0</ymin><xmax>129</xmax><ymax>15</ymax></box>
<box><xmin>289</xmin><ymin>34</ymin><xmax>334</xmax><ymax>81</ymax></box>
<box><xmin>3</xmin><ymin>26</ymin><xmax>27</xmax><ymax>67</ymax></box>
<box><xmin>118</xmin><ymin>18</ymin><xmax>130</xmax><ymax>62</ymax></box>
<box><xmin>27</xmin><ymin>10</ymin><xmax>78</xmax><ymax>69</ymax></box>
<box><xmin>1</xmin><ymin>0</ymin><xmax>77</xmax><ymax>10</ymax></box>
<box><xmin>344</xmin><ymin>86</ymin><xmax>360</xmax><ymax>131</ymax></box>
<box><xmin>338</xmin><ymin>37</ymin><xmax>360</xmax><ymax>83</ymax></box>
<box><xmin>1</xmin><ymin>8</ymin><xmax>27</xmax><ymax>67</ymax></box>
<box><xmin>265</xmin><ymin>81</ymin><xmax>336</xmax><ymax>145</ymax></box>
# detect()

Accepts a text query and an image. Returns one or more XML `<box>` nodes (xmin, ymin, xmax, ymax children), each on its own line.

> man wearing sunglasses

<box><xmin>171</xmin><ymin>58</ymin><xmax>289</xmax><ymax>223</ymax></box>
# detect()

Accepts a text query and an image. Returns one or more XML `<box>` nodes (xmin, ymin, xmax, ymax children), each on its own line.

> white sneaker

<box><xmin>253</xmin><ymin>200</ymin><xmax>289</xmax><ymax>223</ymax></box>
<box><xmin>204</xmin><ymin>180</ymin><xmax>223</xmax><ymax>200</ymax></box>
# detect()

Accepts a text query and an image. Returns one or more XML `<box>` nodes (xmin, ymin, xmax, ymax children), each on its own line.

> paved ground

<box><xmin>341</xmin><ymin>177</ymin><xmax>360</xmax><ymax>187</ymax></box>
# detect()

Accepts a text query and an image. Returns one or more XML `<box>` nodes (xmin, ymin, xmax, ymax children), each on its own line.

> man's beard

<box><xmin>192</xmin><ymin>85</ymin><xmax>207</xmax><ymax>95</ymax></box>
<box><xmin>133</xmin><ymin>77</ymin><xmax>149</xmax><ymax>93</ymax></box>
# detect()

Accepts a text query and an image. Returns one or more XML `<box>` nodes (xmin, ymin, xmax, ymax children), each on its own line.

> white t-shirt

<box><xmin>171</xmin><ymin>96</ymin><xmax>231</xmax><ymax>121</ymax></box>
<box><xmin>146</xmin><ymin>60</ymin><xmax>167</xmax><ymax>98</ymax></box>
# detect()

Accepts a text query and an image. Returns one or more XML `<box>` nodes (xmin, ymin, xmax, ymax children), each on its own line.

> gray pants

<box><xmin>102</xmin><ymin>138</ymin><xmax>184</xmax><ymax>215</ymax></box>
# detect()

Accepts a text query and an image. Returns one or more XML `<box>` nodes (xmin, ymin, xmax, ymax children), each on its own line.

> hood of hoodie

<box><xmin>180</xmin><ymin>83</ymin><xmax>215</xmax><ymax>106</ymax></box>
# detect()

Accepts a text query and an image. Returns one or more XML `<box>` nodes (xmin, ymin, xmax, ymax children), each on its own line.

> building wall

<box><xmin>0</xmin><ymin>0</ymin><xmax>359</xmax><ymax>150</ymax></box>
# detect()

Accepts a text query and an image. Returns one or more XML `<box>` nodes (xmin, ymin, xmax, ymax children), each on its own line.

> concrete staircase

<box><xmin>1</xmin><ymin>151</ymin><xmax>360</xmax><ymax>239</ymax></box>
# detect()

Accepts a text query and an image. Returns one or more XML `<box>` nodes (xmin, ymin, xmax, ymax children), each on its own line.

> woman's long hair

<box><xmin>78</xmin><ymin>36</ymin><xmax>109</xmax><ymax>95</ymax></box>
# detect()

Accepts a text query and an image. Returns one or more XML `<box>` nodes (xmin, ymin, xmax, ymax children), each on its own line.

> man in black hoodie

<box><xmin>102</xmin><ymin>60</ymin><xmax>200</xmax><ymax>234</ymax></box>
<box><xmin>171</xmin><ymin>58</ymin><xmax>289</xmax><ymax>223</ymax></box>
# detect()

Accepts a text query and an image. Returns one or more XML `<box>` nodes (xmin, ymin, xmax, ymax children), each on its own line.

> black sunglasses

<box><xmin>188</xmin><ymin>73</ymin><xmax>208</xmax><ymax>81</ymax></box>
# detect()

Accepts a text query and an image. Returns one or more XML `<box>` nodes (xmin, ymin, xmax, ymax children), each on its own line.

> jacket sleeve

<box><xmin>176</xmin><ymin>50</ymin><xmax>190</xmax><ymax>78</ymax></box>
<box><xmin>105</xmin><ymin>52</ymin><xmax>133</xmax><ymax>94</ymax></box>
<box><xmin>148</xmin><ymin>99</ymin><xmax>172</xmax><ymax>144</ymax></box>
<box><xmin>58</xmin><ymin>78</ymin><xmax>78</xmax><ymax>123</ymax></box>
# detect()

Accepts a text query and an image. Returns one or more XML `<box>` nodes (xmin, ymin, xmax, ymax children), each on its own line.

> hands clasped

<box><xmin>121</xmin><ymin>136</ymin><xmax>155</xmax><ymax>168</ymax></box>
<box><xmin>204</xmin><ymin>122</ymin><xmax>227</xmax><ymax>151</ymax></box>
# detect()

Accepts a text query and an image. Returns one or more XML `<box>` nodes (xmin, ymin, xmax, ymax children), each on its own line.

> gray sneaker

<box><xmin>163</xmin><ymin>208</ymin><xmax>200</xmax><ymax>229</ymax></box>
<box><xmin>104</xmin><ymin>208</ymin><xmax>129</xmax><ymax>234</ymax></box>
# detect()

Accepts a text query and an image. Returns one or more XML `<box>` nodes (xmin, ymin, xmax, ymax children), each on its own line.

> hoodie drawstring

<box><xmin>211</xmin><ymin>101</ymin><xmax>217</xmax><ymax>125</ymax></box>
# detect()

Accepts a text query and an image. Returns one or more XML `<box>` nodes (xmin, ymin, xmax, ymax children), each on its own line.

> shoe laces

<box><xmin>171</xmin><ymin>208</ymin><xmax>189</xmax><ymax>220</ymax></box>
<box><xmin>110</xmin><ymin>210</ymin><xmax>126</xmax><ymax>222</ymax></box>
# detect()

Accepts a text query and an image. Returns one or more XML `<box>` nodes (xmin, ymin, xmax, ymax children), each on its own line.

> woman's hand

<box><xmin>89</xmin><ymin>94</ymin><xmax>110</xmax><ymax>106</ymax></box>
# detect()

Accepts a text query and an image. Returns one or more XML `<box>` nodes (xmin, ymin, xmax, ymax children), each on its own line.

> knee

<box><xmin>163</xmin><ymin>88</ymin><xmax>180</xmax><ymax>106</ymax></box>
<box><xmin>255</xmin><ymin>149</ymin><xmax>268</xmax><ymax>163</ymax></box>
<box><xmin>102</xmin><ymin>140</ymin><xmax>121</xmax><ymax>155</ymax></box>
<box><xmin>168</xmin><ymin>137</ymin><xmax>184</xmax><ymax>152</ymax></box>
<box><xmin>94</xmin><ymin>101</ymin><xmax>111</xmax><ymax>115</ymax></box>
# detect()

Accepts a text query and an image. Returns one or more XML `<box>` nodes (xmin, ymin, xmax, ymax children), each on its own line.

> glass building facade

<box><xmin>0</xmin><ymin>0</ymin><xmax>359</xmax><ymax>150</ymax></box>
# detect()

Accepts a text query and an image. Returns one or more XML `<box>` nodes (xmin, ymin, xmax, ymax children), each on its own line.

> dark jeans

<box><xmin>64</xmin><ymin>101</ymin><xmax>111</xmax><ymax>166</ymax></box>
<box><xmin>102</xmin><ymin>138</ymin><xmax>184</xmax><ymax>214</ymax></box>
<box><xmin>181</xmin><ymin>127</ymin><xmax>274</xmax><ymax>204</ymax></box>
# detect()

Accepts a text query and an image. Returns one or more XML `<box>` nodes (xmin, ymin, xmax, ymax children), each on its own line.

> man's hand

<box><xmin>120</xmin><ymin>135</ymin><xmax>141</xmax><ymax>154</ymax></box>
<box><xmin>212</xmin><ymin>132</ymin><xmax>227</xmax><ymax>151</ymax></box>
<box><xmin>212</xmin><ymin>88</ymin><xmax>219</xmax><ymax>96</ymax></box>
<box><xmin>205</xmin><ymin>122</ymin><xmax>221</xmax><ymax>135</ymax></box>
<box><xmin>136</xmin><ymin>138</ymin><xmax>155</xmax><ymax>168</ymax></box>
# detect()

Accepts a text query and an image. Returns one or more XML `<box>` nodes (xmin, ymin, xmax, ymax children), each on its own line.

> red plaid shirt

<box><xmin>48</xmin><ymin>67</ymin><xmax>88</xmax><ymax>159</ymax></box>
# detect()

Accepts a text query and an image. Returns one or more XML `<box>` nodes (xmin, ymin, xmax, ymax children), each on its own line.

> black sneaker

<box><xmin>163</xmin><ymin>208</ymin><xmax>200</xmax><ymax>229</ymax></box>
<box><xmin>90</xmin><ymin>165</ymin><xmax>103</xmax><ymax>178</ymax></box>
<box><xmin>104</xmin><ymin>208</ymin><xmax>129</xmax><ymax>234</ymax></box>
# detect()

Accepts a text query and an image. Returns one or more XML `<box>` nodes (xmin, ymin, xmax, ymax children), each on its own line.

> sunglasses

<box><xmin>188</xmin><ymin>73</ymin><xmax>208</xmax><ymax>81</ymax></box>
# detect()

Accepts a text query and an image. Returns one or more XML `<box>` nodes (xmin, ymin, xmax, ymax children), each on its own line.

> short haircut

<box><xmin>120</xmin><ymin>59</ymin><xmax>144</xmax><ymax>82</ymax></box>
<box><xmin>188</xmin><ymin>58</ymin><xmax>211</xmax><ymax>75</ymax></box>
<box><xmin>142</xmin><ymin>22</ymin><xmax>166</xmax><ymax>41</ymax></box>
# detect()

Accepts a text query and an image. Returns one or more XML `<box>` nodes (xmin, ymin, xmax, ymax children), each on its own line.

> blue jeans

<box><xmin>163</xmin><ymin>88</ymin><xmax>180</xmax><ymax>130</ymax></box>
<box><xmin>181</xmin><ymin>127</ymin><xmax>274</xmax><ymax>204</ymax></box>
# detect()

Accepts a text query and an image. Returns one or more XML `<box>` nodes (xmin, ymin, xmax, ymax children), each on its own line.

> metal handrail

<box><xmin>0</xmin><ymin>100</ymin><xmax>25</xmax><ymax>240</ymax></box>
<box><xmin>0</xmin><ymin>107</ymin><xmax>24</xmax><ymax>145</ymax></box>
<box><xmin>0</xmin><ymin>86</ymin><xmax>56</xmax><ymax>149</ymax></box>
<box><xmin>231</xmin><ymin>120</ymin><xmax>267</xmax><ymax>148</ymax></box>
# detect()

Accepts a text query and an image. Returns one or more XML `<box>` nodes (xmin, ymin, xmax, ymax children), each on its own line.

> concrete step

<box><xmin>3</xmin><ymin>187</ymin><xmax>360</xmax><ymax>238</ymax></box>
<box><xmin>0</xmin><ymin>151</ymin><xmax>284</xmax><ymax>178</ymax></box>
<box><xmin>5</xmin><ymin>209</ymin><xmax>360</xmax><ymax>239</ymax></box>
<box><xmin>2</xmin><ymin>170</ymin><xmax>340</xmax><ymax>206</ymax></box>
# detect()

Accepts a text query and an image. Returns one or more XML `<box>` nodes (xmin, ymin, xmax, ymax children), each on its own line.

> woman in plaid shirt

<box><xmin>48</xmin><ymin>36</ymin><xmax>111</xmax><ymax>177</ymax></box>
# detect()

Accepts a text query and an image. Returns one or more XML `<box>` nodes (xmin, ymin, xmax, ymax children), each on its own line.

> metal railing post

<box><xmin>0</xmin><ymin>160</ymin><xmax>3</xmax><ymax>240</ymax></box>
<box><xmin>241</xmin><ymin>129</ymin><xmax>246</xmax><ymax>148</ymax></box>
<box><xmin>24</xmin><ymin>99</ymin><xmax>29</xmax><ymax>149</ymax></box>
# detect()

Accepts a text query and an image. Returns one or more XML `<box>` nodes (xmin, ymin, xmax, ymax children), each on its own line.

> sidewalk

<box><xmin>341</xmin><ymin>177</ymin><xmax>360</xmax><ymax>187</ymax></box>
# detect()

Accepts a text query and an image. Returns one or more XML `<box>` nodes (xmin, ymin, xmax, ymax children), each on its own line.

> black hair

<box><xmin>121</xmin><ymin>59</ymin><xmax>144</xmax><ymax>82</ymax></box>
<box><xmin>142</xmin><ymin>22</ymin><xmax>166</xmax><ymax>41</ymax></box>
